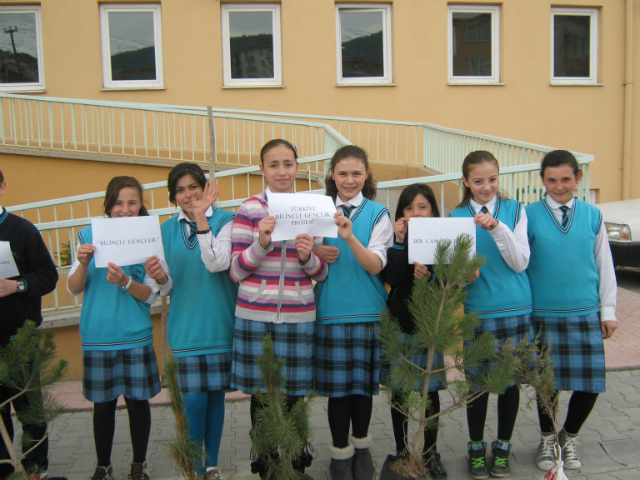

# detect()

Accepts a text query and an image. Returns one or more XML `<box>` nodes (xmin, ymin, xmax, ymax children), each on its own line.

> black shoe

<box><xmin>424</xmin><ymin>451</ymin><xmax>447</xmax><ymax>479</ymax></box>
<box><xmin>490</xmin><ymin>441</ymin><xmax>511</xmax><ymax>478</ymax></box>
<box><xmin>467</xmin><ymin>441</ymin><xmax>489</xmax><ymax>480</ymax></box>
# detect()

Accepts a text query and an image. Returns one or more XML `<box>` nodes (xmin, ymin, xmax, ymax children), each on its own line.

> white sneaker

<box><xmin>560</xmin><ymin>430</ymin><xmax>582</xmax><ymax>470</ymax></box>
<box><xmin>536</xmin><ymin>433</ymin><xmax>556</xmax><ymax>471</ymax></box>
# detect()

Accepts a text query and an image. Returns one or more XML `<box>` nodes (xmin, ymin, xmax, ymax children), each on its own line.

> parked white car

<box><xmin>597</xmin><ymin>198</ymin><xmax>640</xmax><ymax>267</ymax></box>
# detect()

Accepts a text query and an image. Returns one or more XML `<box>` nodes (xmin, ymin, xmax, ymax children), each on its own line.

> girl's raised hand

<box><xmin>474</xmin><ymin>213</ymin><xmax>498</xmax><ymax>231</ymax></box>
<box><xmin>295</xmin><ymin>233</ymin><xmax>314</xmax><ymax>264</ymax></box>
<box><xmin>145</xmin><ymin>255</ymin><xmax>168</xmax><ymax>284</ymax></box>
<box><xmin>258</xmin><ymin>216</ymin><xmax>276</xmax><ymax>249</ymax></box>
<box><xmin>193</xmin><ymin>181</ymin><xmax>219</xmax><ymax>218</ymax></box>
<box><xmin>413</xmin><ymin>262</ymin><xmax>432</xmax><ymax>281</ymax></box>
<box><xmin>468</xmin><ymin>269</ymin><xmax>480</xmax><ymax>283</ymax></box>
<box><xmin>106</xmin><ymin>262</ymin><xmax>127</xmax><ymax>286</ymax></box>
<box><xmin>335</xmin><ymin>211</ymin><xmax>353</xmax><ymax>240</ymax></box>
<box><xmin>313</xmin><ymin>245</ymin><xmax>340</xmax><ymax>264</ymax></box>
<box><xmin>76</xmin><ymin>244</ymin><xmax>96</xmax><ymax>266</ymax></box>
<box><xmin>394</xmin><ymin>218</ymin><xmax>409</xmax><ymax>243</ymax></box>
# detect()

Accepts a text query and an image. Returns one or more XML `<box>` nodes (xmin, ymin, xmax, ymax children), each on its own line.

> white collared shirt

<box><xmin>545</xmin><ymin>196</ymin><xmax>617</xmax><ymax>322</ymax></box>
<box><xmin>157</xmin><ymin>205</ymin><xmax>233</xmax><ymax>296</ymax></box>
<box><xmin>336</xmin><ymin>191</ymin><xmax>394</xmax><ymax>268</ymax></box>
<box><xmin>470</xmin><ymin>196</ymin><xmax>530</xmax><ymax>273</ymax></box>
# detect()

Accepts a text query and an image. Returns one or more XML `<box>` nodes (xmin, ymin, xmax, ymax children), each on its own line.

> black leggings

<box><xmin>327</xmin><ymin>395</ymin><xmax>373</xmax><ymax>449</ymax></box>
<box><xmin>466</xmin><ymin>385</ymin><xmax>520</xmax><ymax>443</ymax></box>
<box><xmin>391</xmin><ymin>391</ymin><xmax>441</xmax><ymax>455</ymax></box>
<box><xmin>537</xmin><ymin>391</ymin><xmax>599</xmax><ymax>435</ymax></box>
<box><xmin>93</xmin><ymin>397</ymin><xmax>151</xmax><ymax>467</ymax></box>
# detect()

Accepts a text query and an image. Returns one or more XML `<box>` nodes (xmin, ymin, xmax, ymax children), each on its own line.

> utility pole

<box><xmin>4</xmin><ymin>27</ymin><xmax>18</xmax><ymax>55</ymax></box>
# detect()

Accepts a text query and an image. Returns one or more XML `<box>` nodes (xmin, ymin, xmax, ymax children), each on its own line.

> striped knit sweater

<box><xmin>230</xmin><ymin>190</ymin><xmax>328</xmax><ymax>323</ymax></box>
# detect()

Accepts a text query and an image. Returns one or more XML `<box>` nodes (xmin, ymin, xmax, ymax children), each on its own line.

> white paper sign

<box><xmin>408</xmin><ymin>218</ymin><xmax>476</xmax><ymax>265</ymax></box>
<box><xmin>91</xmin><ymin>216</ymin><xmax>165</xmax><ymax>268</ymax></box>
<box><xmin>269</xmin><ymin>193</ymin><xmax>338</xmax><ymax>242</ymax></box>
<box><xmin>0</xmin><ymin>242</ymin><xmax>19</xmax><ymax>279</ymax></box>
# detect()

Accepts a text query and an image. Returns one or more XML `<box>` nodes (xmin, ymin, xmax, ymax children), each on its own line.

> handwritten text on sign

<box><xmin>91</xmin><ymin>216</ymin><xmax>165</xmax><ymax>268</ymax></box>
<box><xmin>0</xmin><ymin>241</ymin><xmax>19</xmax><ymax>279</ymax></box>
<box><xmin>407</xmin><ymin>217</ymin><xmax>476</xmax><ymax>265</ymax></box>
<box><xmin>269</xmin><ymin>193</ymin><xmax>338</xmax><ymax>242</ymax></box>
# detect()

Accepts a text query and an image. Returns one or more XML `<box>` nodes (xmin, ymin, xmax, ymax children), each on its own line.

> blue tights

<box><xmin>183</xmin><ymin>390</ymin><xmax>226</xmax><ymax>472</ymax></box>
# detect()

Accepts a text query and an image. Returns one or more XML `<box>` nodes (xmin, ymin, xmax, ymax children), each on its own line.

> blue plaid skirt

<box><xmin>177</xmin><ymin>352</ymin><xmax>231</xmax><ymax>394</ymax></box>
<box><xmin>380</xmin><ymin>331</ymin><xmax>446</xmax><ymax>393</ymax></box>
<box><xmin>231</xmin><ymin>317</ymin><xmax>315</xmax><ymax>396</ymax></box>
<box><xmin>83</xmin><ymin>344</ymin><xmax>161</xmax><ymax>403</ymax></box>
<box><xmin>464</xmin><ymin>313</ymin><xmax>533</xmax><ymax>386</ymax></box>
<box><xmin>315</xmin><ymin>322</ymin><xmax>380</xmax><ymax>398</ymax></box>
<box><xmin>533</xmin><ymin>313</ymin><xmax>605</xmax><ymax>393</ymax></box>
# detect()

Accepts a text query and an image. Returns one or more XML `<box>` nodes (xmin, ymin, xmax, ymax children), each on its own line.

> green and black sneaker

<box><xmin>490</xmin><ymin>440</ymin><xmax>512</xmax><ymax>478</ymax></box>
<box><xmin>467</xmin><ymin>441</ymin><xmax>489</xmax><ymax>480</ymax></box>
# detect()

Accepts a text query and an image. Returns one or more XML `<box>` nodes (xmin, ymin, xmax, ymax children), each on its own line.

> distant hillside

<box><xmin>111</xmin><ymin>46</ymin><xmax>156</xmax><ymax>81</ymax></box>
<box><xmin>342</xmin><ymin>31</ymin><xmax>383</xmax><ymax>64</ymax></box>
<box><xmin>230</xmin><ymin>34</ymin><xmax>273</xmax><ymax>54</ymax></box>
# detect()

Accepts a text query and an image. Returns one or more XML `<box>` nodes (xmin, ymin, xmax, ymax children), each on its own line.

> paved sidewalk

<box><xmin>12</xmin><ymin>286</ymin><xmax>640</xmax><ymax>479</ymax></box>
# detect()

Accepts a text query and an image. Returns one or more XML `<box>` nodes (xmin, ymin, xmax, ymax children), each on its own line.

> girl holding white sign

<box><xmin>229</xmin><ymin>139</ymin><xmax>328</xmax><ymax>480</ymax></box>
<box><xmin>449</xmin><ymin>151</ymin><xmax>533</xmax><ymax>480</ymax></box>
<box><xmin>145</xmin><ymin>162</ymin><xmax>237</xmax><ymax>480</ymax></box>
<box><xmin>313</xmin><ymin>145</ymin><xmax>393</xmax><ymax>480</ymax></box>
<box><xmin>379</xmin><ymin>183</ymin><xmax>447</xmax><ymax>479</ymax></box>
<box><xmin>67</xmin><ymin>176</ymin><xmax>161</xmax><ymax>480</ymax></box>
<box><xmin>526</xmin><ymin>150</ymin><xmax>616</xmax><ymax>472</ymax></box>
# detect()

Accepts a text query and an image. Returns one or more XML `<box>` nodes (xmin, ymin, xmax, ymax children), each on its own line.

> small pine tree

<box><xmin>0</xmin><ymin>320</ymin><xmax>68</xmax><ymax>479</ymax></box>
<box><xmin>165</xmin><ymin>356</ymin><xmax>202</xmax><ymax>480</ymax></box>
<box><xmin>250</xmin><ymin>334</ymin><xmax>315</xmax><ymax>480</ymax></box>
<box><xmin>379</xmin><ymin>234</ymin><xmax>519</xmax><ymax>478</ymax></box>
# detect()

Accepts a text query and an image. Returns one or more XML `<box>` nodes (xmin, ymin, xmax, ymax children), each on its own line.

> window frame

<box><xmin>447</xmin><ymin>4</ymin><xmax>500</xmax><ymax>85</ymax></box>
<box><xmin>0</xmin><ymin>5</ymin><xmax>45</xmax><ymax>92</ymax></box>
<box><xmin>99</xmin><ymin>4</ymin><xmax>164</xmax><ymax>90</ymax></box>
<box><xmin>550</xmin><ymin>7</ymin><xmax>599</xmax><ymax>85</ymax></box>
<box><xmin>335</xmin><ymin>3</ymin><xmax>393</xmax><ymax>86</ymax></box>
<box><xmin>221</xmin><ymin>4</ymin><xmax>282</xmax><ymax>88</ymax></box>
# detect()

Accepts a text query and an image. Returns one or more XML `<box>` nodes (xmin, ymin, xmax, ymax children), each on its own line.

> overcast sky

<box><xmin>108</xmin><ymin>11</ymin><xmax>155</xmax><ymax>55</ymax></box>
<box><xmin>0</xmin><ymin>13</ymin><xmax>38</xmax><ymax>58</ymax></box>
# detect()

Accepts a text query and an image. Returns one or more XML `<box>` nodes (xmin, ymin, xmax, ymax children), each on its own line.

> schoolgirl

<box><xmin>313</xmin><ymin>145</ymin><xmax>393</xmax><ymax>480</ymax></box>
<box><xmin>145</xmin><ymin>163</ymin><xmax>237</xmax><ymax>480</ymax></box>
<box><xmin>526</xmin><ymin>150</ymin><xmax>617</xmax><ymax>471</ymax></box>
<box><xmin>380</xmin><ymin>183</ymin><xmax>447</xmax><ymax>479</ymax></box>
<box><xmin>229</xmin><ymin>139</ymin><xmax>328</xmax><ymax>479</ymax></box>
<box><xmin>449</xmin><ymin>151</ymin><xmax>532</xmax><ymax>479</ymax></box>
<box><xmin>67</xmin><ymin>176</ymin><xmax>161</xmax><ymax>480</ymax></box>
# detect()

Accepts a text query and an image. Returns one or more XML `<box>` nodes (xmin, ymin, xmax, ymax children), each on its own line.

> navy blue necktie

<box><xmin>480</xmin><ymin>206</ymin><xmax>489</xmax><ymax>214</ymax></box>
<box><xmin>342</xmin><ymin>205</ymin><xmax>355</xmax><ymax>217</ymax></box>
<box><xmin>185</xmin><ymin>220</ymin><xmax>198</xmax><ymax>243</ymax></box>
<box><xmin>560</xmin><ymin>206</ymin><xmax>570</xmax><ymax>227</ymax></box>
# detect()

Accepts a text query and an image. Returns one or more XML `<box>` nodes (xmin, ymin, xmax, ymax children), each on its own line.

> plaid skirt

<box><xmin>315</xmin><ymin>322</ymin><xmax>380</xmax><ymax>398</ymax></box>
<box><xmin>533</xmin><ymin>313</ymin><xmax>606</xmax><ymax>393</ymax></box>
<box><xmin>380</xmin><ymin>331</ymin><xmax>446</xmax><ymax>393</ymax></box>
<box><xmin>231</xmin><ymin>317</ymin><xmax>315</xmax><ymax>396</ymax></box>
<box><xmin>83</xmin><ymin>344</ymin><xmax>161</xmax><ymax>403</ymax></box>
<box><xmin>464</xmin><ymin>313</ymin><xmax>533</xmax><ymax>386</ymax></box>
<box><xmin>177</xmin><ymin>352</ymin><xmax>231</xmax><ymax>394</ymax></box>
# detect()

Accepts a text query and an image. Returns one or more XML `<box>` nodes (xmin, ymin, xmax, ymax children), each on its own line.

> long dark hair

<box><xmin>167</xmin><ymin>163</ymin><xmax>207</xmax><ymax>205</ymax></box>
<box><xmin>0</xmin><ymin>169</ymin><xmax>4</xmax><ymax>184</ymax></box>
<box><xmin>395</xmin><ymin>183</ymin><xmax>440</xmax><ymax>220</ymax></box>
<box><xmin>325</xmin><ymin>145</ymin><xmax>377</xmax><ymax>201</ymax></box>
<box><xmin>260</xmin><ymin>139</ymin><xmax>298</xmax><ymax>164</ymax></box>
<box><xmin>103</xmin><ymin>176</ymin><xmax>149</xmax><ymax>217</ymax></box>
<box><xmin>540</xmin><ymin>150</ymin><xmax>581</xmax><ymax>178</ymax></box>
<box><xmin>457</xmin><ymin>150</ymin><xmax>504</xmax><ymax>208</ymax></box>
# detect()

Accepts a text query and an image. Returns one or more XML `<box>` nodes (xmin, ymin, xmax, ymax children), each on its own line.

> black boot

<box><xmin>251</xmin><ymin>454</ymin><xmax>279</xmax><ymax>480</ymax></box>
<box><xmin>293</xmin><ymin>450</ymin><xmax>314</xmax><ymax>480</ymax></box>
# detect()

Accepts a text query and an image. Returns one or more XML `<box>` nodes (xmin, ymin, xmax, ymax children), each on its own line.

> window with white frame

<box><xmin>448</xmin><ymin>5</ymin><xmax>500</xmax><ymax>84</ymax></box>
<box><xmin>221</xmin><ymin>4</ymin><xmax>282</xmax><ymax>87</ymax></box>
<box><xmin>100</xmin><ymin>4</ymin><xmax>163</xmax><ymax>89</ymax></box>
<box><xmin>551</xmin><ymin>8</ymin><xmax>598</xmax><ymax>85</ymax></box>
<box><xmin>0</xmin><ymin>5</ymin><xmax>45</xmax><ymax>92</ymax></box>
<box><xmin>336</xmin><ymin>4</ymin><xmax>392</xmax><ymax>85</ymax></box>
